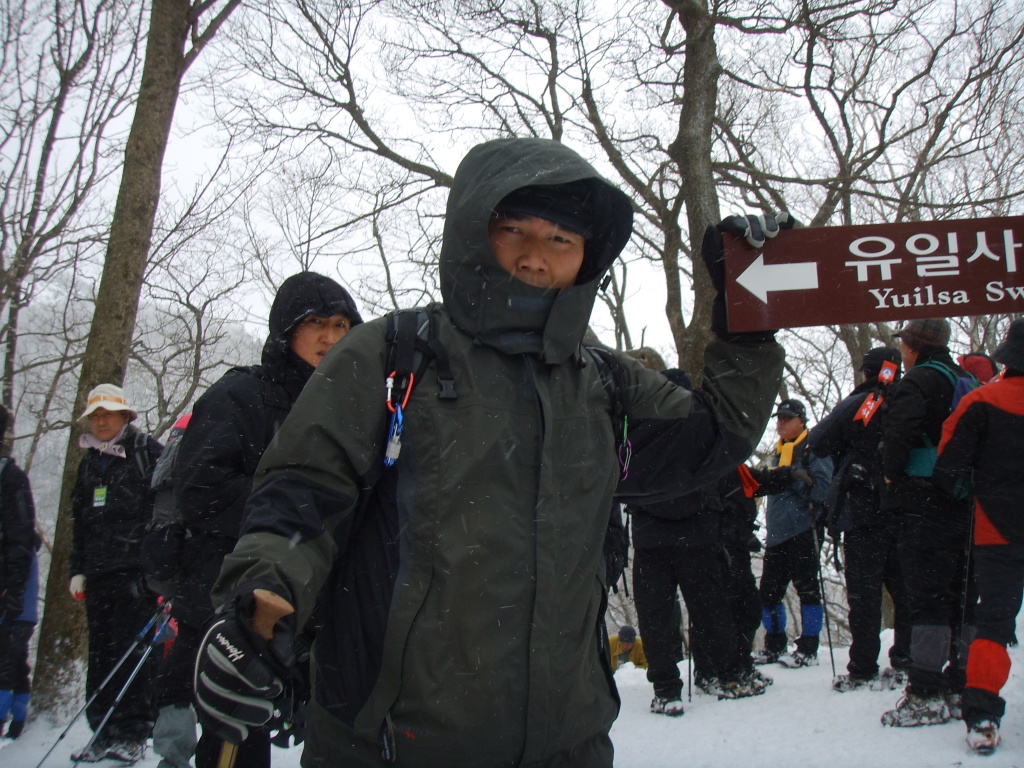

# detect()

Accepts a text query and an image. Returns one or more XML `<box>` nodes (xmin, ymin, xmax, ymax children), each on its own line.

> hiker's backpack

<box><xmin>141</xmin><ymin>413</ymin><xmax>192</xmax><ymax>592</ymax></box>
<box><xmin>904</xmin><ymin>361</ymin><xmax>981</xmax><ymax>478</ymax></box>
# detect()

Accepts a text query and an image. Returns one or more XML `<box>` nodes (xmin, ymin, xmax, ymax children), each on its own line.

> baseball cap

<box><xmin>774</xmin><ymin>399</ymin><xmax>807</xmax><ymax>420</ymax></box>
<box><xmin>861</xmin><ymin>346</ymin><xmax>902</xmax><ymax>377</ymax></box>
<box><xmin>618</xmin><ymin>625</ymin><xmax>637</xmax><ymax>643</ymax></box>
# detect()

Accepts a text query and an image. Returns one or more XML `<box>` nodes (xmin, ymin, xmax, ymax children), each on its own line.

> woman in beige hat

<box><xmin>69</xmin><ymin>383</ymin><xmax>163</xmax><ymax>764</ymax></box>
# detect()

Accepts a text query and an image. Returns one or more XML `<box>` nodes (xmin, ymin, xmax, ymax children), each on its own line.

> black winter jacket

<box><xmin>171</xmin><ymin>271</ymin><xmax>362</xmax><ymax>628</ymax></box>
<box><xmin>0</xmin><ymin>457</ymin><xmax>37</xmax><ymax>618</ymax></box>
<box><xmin>628</xmin><ymin>483</ymin><xmax>722</xmax><ymax>549</ymax></box>
<box><xmin>809</xmin><ymin>378</ymin><xmax>891</xmax><ymax>532</ymax></box>
<box><xmin>71</xmin><ymin>426</ymin><xmax>163</xmax><ymax>578</ymax></box>
<box><xmin>881</xmin><ymin>346</ymin><xmax>968</xmax><ymax>517</ymax></box>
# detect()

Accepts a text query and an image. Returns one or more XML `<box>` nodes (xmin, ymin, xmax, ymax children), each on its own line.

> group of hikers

<box><xmin>609</xmin><ymin>313</ymin><xmax>1023</xmax><ymax>759</ymax></box>
<box><xmin>0</xmin><ymin>136</ymin><xmax>1020</xmax><ymax>767</ymax></box>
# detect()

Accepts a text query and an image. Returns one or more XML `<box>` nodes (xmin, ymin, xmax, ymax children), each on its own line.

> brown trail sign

<box><xmin>723</xmin><ymin>215</ymin><xmax>1024</xmax><ymax>332</ymax></box>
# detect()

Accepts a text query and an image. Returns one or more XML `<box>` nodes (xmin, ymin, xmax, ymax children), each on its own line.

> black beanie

<box><xmin>493</xmin><ymin>181</ymin><xmax>595</xmax><ymax>238</ymax></box>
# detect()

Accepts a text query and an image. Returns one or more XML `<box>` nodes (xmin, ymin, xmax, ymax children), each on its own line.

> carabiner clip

<box><xmin>617</xmin><ymin>415</ymin><xmax>632</xmax><ymax>481</ymax></box>
<box><xmin>386</xmin><ymin>371</ymin><xmax>415</xmax><ymax>413</ymax></box>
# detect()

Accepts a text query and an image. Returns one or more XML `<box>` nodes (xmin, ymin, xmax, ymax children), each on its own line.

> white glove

<box><xmin>69</xmin><ymin>574</ymin><xmax>86</xmax><ymax>601</ymax></box>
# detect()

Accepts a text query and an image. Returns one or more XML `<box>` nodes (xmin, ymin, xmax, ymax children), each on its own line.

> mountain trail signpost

<box><xmin>724</xmin><ymin>215</ymin><xmax>1024</xmax><ymax>332</ymax></box>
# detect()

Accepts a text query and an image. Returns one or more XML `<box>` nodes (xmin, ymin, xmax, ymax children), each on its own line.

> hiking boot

<box><xmin>3</xmin><ymin>719</ymin><xmax>24</xmax><ymax>740</ymax></box>
<box><xmin>833</xmin><ymin>673</ymin><xmax>875</xmax><ymax>693</ymax></box>
<box><xmin>695</xmin><ymin>676</ymin><xmax>724</xmax><ymax>697</ymax></box>
<box><xmin>105</xmin><ymin>738</ymin><xmax>146</xmax><ymax>764</ymax></box>
<box><xmin>966</xmin><ymin>719</ymin><xmax>1001</xmax><ymax>755</ymax></box>
<box><xmin>869</xmin><ymin>667</ymin><xmax>908</xmax><ymax>691</ymax></box>
<box><xmin>71</xmin><ymin>737</ymin><xmax>110</xmax><ymax>763</ymax></box>
<box><xmin>650</xmin><ymin>697</ymin><xmax>685</xmax><ymax>716</ymax></box>
<box><xmin>752</xmin><ymin>647</ymin><xmax>782</xmax><ymax>665</ymax></box>
<box><xmin>881</xmin><ymin>691</ymin><xmax>952</xmax><ymax>727</ymax></box>
<box><xmin>778</xmin><ymin>650</ymin><xmax>818</xmax><ymax>668</ymax></box>
<box><xmin>745</xmin><ymin>667</ymin><xmax>774</xmax><ymax>689</ymax></box>
<box><xmin>718</xmin><ymin>675</ymin><xmax>768</xmax><ymax>700</ymax></box>
<box><xmin>944</xmin><ymin>691</ymin><xmax>964</xmax><ymax>720</ymax></box>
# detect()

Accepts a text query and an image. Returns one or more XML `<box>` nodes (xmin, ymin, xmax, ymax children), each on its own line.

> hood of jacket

<box><xmin>261</xmin><ymin>271</ymin><xmax>364</xmax><ymax>384</ymax></box>
<box><xmin>439</xmin><ymin>138</ymin><xmax>633</xmax><ymax>363</ymax></box>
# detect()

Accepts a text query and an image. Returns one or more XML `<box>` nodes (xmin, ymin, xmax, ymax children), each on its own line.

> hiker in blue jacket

<box><xmin>749</xmin><ymin>399</ymin><xmax>833</xmax><ymax>669</ymax></box>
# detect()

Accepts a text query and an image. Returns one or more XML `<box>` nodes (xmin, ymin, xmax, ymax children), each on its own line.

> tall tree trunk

<box><xmin>32</xmin><ymin>0</ymin><xmax>193</xmax><ymax>714</ymax></box>
<box><xmin>664</xmin><ymin>0</ymin><xmax>722</xmax><ymax>376</ymax></box>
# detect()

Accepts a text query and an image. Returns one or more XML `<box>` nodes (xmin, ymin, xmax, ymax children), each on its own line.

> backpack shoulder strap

<box><xmin>385</xmin><ymin>308</ymin><xmax>458</xmax><ymax>404</ymax></box>
<box><xmin>581</xmin><ymin>341</ymin><xmax>627</xmax><ymax>423</ymax></box>
<box><xmin>133</xmin><ymin>430</ymin><xmax>153</xmax><ymax>480</ymax></box>
<box><xmin>916</xmin><ymin>359</ymin><xmax>957</xmax><ymax>386</ymax></box>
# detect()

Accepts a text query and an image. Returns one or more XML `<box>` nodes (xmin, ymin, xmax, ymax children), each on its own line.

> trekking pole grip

<box><xmin>251</xmin><ymin>589</ymin><xmax>294</xmax><ymax>641</ymax></box>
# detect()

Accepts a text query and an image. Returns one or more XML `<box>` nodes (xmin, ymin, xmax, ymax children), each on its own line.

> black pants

<box><xmin>0</xmin><ymin>620</ymin><xmax>33</xmax><ymax>694</ymax></box>
<box><xmin>897</xmin><ymin>512</ymin><xmax>975</xmax><ymax>693</ymax></box>
<box><xmin>844</xmin><ymin>523</ymin><xmax>912</xmax><ymax>679</ymax></box>
<box><xmin>759</xmin><ymin>529</ymin><xmax>822</xmax><ymax>655</ymax></box>
<box><xmin>633</xmin><ymin>544</ymin><xmax>742</xmax><ymax>698</ymax></box>
<box><xmin>722</xmin><ymin>543</ymin><xmax>762</xmax><ymax>671</ymax></box>
<box><xmin>85</xmin><ymin>573</ymin><xmax>156</xmax><ymax>741</ymax></box>
<box><xmin>962</xmin><ymin>544</ymin><xmax>1024</xmax><ymax>725</ymax></box>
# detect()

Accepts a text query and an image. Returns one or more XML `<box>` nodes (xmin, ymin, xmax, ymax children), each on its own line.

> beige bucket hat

<box><xmin>78</xmin><ymin>383</ymin><xmax>138</xmax><ymax>421</ymax></box>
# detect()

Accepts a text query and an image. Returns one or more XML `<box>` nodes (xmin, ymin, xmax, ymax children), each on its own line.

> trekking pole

<box><xmin>808</xmin><ymin>507</ymin><xmax>837</xmax><ymax>678</ymax></box>
<box><xmin>34</xmin><ymin>602</ymin><xmax>171</xmax><ymax>768</ymax></box>
<box><xmin>218</xmin><ymin>740</ymin><xmax>239</xmax><ymax>768</ymax></box>
<box><xmin>954</xmin><ymin>473</ymin><xmax>977</xmax><ymax>676</ymax></box>
<box><xmin>68</xmin><ymin>607</ymin><xmax>175</xmax><ymax>768</ymax></box>
<box><xmin>686</xmin><ymin>612</ymin><xmax>693</xmax><ymax>702</ymax></box>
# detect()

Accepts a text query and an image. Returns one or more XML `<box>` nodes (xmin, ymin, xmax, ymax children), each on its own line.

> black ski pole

<box><xmin>687</xmin><ymin>613</ymin><xmax>693</xmax><ymax>702</ymax></box>
<box><xmin>808</xmin><ymin>505</ymin><xmax>837</xmax><ymax>678</ymax></box>
<box><xmin>954</xmin><ymin>471</ymin><xmax>977</xmax><ymax>679</ymax></box>
<box><xmin>35</xmin><ymin>602</ymin><xmax>172</xmax><ymax>768</ymax></box>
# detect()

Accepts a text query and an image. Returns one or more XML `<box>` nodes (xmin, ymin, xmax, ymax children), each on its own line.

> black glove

<box><xmin>791</xmin><ymin>468</ymin><xmax>815</xmax><ymax>487</ymax></box>
<box><xmin>194</xmin><ymin>589</ymin><xmax>296</xmax><ymax>745</ymax></box>
<box><xmin>701</xmin><ymin>213</ymin><xmax>797</xmax><ymax>340</ymax></box>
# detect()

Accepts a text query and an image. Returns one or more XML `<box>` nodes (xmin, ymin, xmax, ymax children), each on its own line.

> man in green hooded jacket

<box><xmin>194</xmin><ymin>137</ymin><xmax>786</xmax><ymax>767</ymax></box>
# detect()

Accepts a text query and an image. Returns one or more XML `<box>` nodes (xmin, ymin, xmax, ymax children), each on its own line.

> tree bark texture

<box><xmin>663</xmin><ymin>0</ymin><xmax>722</xmax><ymax>376</ymax></box>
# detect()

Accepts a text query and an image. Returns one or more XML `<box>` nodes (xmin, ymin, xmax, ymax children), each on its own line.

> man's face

<box><xmin>88</xmin><ymin>407</ymin><xmax>131</xmax><ymax>442</ymax></box>
<box><xmin>488</xmin><ymin>212</ymin><xmax>586</xmax><ymax>290</ymax></box>
<box><xmin>775</xmin><ymin>414</ymin><xmax>805</xmax><ymax>442</ymax></box>
<box><xmin>619</xmin><ymin>641</ymin><xmax>634</xmax><ymax>653</ymax></box>
<box><xmin>289</xmin><ymin>314</ymin><xmax>351</xmax><ymax>368</ymax></box>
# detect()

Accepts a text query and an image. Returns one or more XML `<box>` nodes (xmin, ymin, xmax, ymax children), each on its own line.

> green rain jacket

<box><xmin>216</xmin><ymin>138</ymin><xmax>784</xmax><ymax>767</ymax></box>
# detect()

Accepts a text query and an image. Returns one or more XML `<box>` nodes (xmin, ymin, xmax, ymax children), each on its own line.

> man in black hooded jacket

<box><xmin>155</xmin><ymin>272</ymin><xmax>362</xmax><ymax>768</ymax></box>
<box><xmin>809</xmin><ymin>346</ymin><xmax>912</xmax><ymax>692</ymax></box>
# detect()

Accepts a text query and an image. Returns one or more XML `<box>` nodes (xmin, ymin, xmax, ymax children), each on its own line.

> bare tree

<box><xmin>33</xmin><ymin>0</ymin><xmax>242</xmax><ymax>713</ymax></box>
<box><xmin>0</xmin><ymin>0</ymin><xmax>144</xmax><ymax>423</ymax></box>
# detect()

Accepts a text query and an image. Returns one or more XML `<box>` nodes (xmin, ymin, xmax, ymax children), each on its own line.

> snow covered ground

<box><xmin>7</xmin><ymin>626</ymin><xmax>1024</xmax><ymax>767</ymax></box>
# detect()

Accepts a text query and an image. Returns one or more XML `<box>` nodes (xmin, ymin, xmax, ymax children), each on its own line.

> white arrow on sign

<box><xmin>735</xmin><ymin>255</ymin><xmax>819</xmax><ymax>303</ymax></box>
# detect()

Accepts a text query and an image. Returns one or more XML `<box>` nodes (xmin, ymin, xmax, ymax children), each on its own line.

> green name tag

<box><xmin>93</xmin><ymin>486</ymin><xmax>108</xmax><ymax>507</ymax></box>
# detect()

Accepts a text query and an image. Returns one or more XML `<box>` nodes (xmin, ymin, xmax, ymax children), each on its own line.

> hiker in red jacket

<box><xmin>935</xmin><ymin>318</ymin><xmax>1024</xmax><ymax>756</ymax></box>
